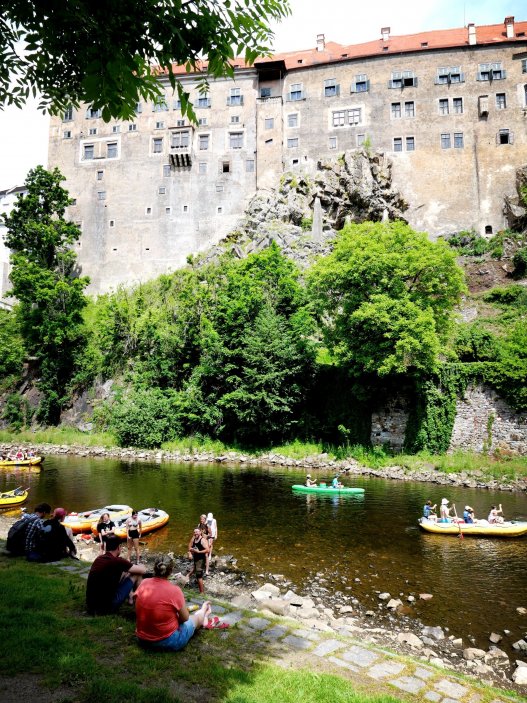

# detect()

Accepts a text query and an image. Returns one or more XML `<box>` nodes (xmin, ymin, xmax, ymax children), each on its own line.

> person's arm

<box><xmin>178</xmin><ymin>604</ymin><xmax>190</xmax><ymax>623</ymax></box>
<box><xmin>129</xmin><ymin>563</ymin><xmax>146</xmax><ymax>575</ymax></box>
<box><xmin>188</xmin><ymin>536</ymin><xmax>194</xmax><ymax>556</ymax></box>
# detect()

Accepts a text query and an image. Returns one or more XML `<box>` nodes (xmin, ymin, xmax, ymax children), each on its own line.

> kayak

<box><xmin>102</xmin><ymin>508</ymin><xmax>170</xmax><ymax>539</ymax></box>
<box><xmin>0</xmin><ymin>456</ymin><xmax>43</xmax><ymax>467</ymax></box>
<box><xmin>64</xmin><ymin>504</ymin><xmax>133</xmax><ymax>534</ymax></box>
<box><xmin>292</xmin><ymin>484</ymin><xmax>365</xmax><ymax>495</ymax></box>
<box><xmin>0</xmin><ymin>487</ymin><xmax>29</xmax><ymax>508</ymax></box>
<box><xmin>418</xmin><ymin>517</ymin><xmax>527</xmax><ymax>537</ymax></box>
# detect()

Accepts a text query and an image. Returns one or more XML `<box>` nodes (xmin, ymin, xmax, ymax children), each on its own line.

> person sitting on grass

<box><xmin>135</xmin><ymin>555</ymin><xmax>212</xmax><ymax>651</ymax></box>
<box><xmin>86</xmin><ymin>535</ymin><xmax>146</xmax><ymax>615</ymax></box>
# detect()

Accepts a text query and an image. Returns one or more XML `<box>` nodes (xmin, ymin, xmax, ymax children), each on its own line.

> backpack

<box><xmin>6</xmin><ymin>515</ymin><xmax>35</xmax><ymax>556</ymax></box>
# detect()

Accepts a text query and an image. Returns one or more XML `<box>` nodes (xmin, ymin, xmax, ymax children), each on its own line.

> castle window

<box><xmin>135</xmin><ymin>102</ymin><xmax>142</xmax><ymax>114</ymax></box>
<box><xmin>485</xmin><ymin>225</ymin><xmax>493</xmax><ymax>234</ymax></box>
<box><xmin>198</xmin><ymin>162</ymin><xmax>207</xmax><ymax>174</ymax></box>
<box><xmin>332</xmin><ymin>108</ymin><xmax>361</xmax><ymax>127</ymax></box>
<box><xmin>329</xmin><ymin>136</ymin><xmax>337</xmax><ymax>149</ymax></box>
<box><xmin>112</xmin><ymin>125</ymin><xmax>120</xmax><ymax>133</ymax></box>
<box><xmin>172</xmin><ymin>131</ymin><xmax>189</xmax><ymax>148</ymax></box>
<box><xmin>173</xmin><ymin>99</ymin><xmax>181</xmax><ymax>110</ymax></box>
<box><xmin>89</xmin><ymin>127</ymin><xmax>97</xmax><ymax>135</ymax></box>
<box><xmin>229</xmin><ymin>132</ymin><xmax>243</xmax><ymax>149</ymax></box>
<box><xmin>288</xmin><ymin>83</ymin><xmax>304</xmax><ymax>101</ymax></box>
<box><xmin>63</xmin><ymin>107</ymin><xmax>73</xmax><ymax>121</ymax></box>
<box><xmin>198</xmin><ymin>117</ymin><xmax>208</xmax><ymax>126</ymax></box>
<box><xmin>109</xmin><ymin>220</ymin><xmax>115</xmax><ymax>227</ymax></box>
<box><xmin>199</xmin><ymin>134</ymin><xmax>209</xmax><ymax>150</ymax></box>
<box><xmin>176</xmin><ymin>119</ymin><xmax>185</xmax><ymax>127</ymax></box>
<box><xmin>163</xmin><ymin>164</ymin><xmax>171</xmax><ymax>177</ymax></box>
<box><xmin>497</xmin><ymin>129</ymin><xmax>513</xmax><ymax>145</ymax></box>
<box><xmin>153</xmin><ymin>100</ymin><xmax>169</xmax><ymax>112</ymax></box>
<box><xmin>292</xmin><ymin>158</ymin><xmax>299</xmax><ymax>166</ymax></box>
<box><xmin>351</xmin><ymin>74</ymin><xmax>369</xmax><ymax>93</ymax></box>
<box><xmin>155</xmin><ymin>121</ymin><xmax>165</xmax><ymax>129</ymax></box>
<box><xmin>439</xmin><ymin>98</ymin><xmax>449</xmax><ymax>115</ymax></box>
<box><xmin>454</xmin><ymin>132</ymin><xmax>464</xmax><ymax>148</ymax></box>
<box><xmin>441</xmin><ymin>133</ymin><xmax>451</xmax><ymax>149</ymax></box>
<box><xmin>217</xmin><ymin>206</ymin><xmax>223</xmax><ymax>214</ymax></box>
<box><xmin>435</xmin><ymin>66</ymin><xmax>464</xmax><ymax>84</ymax></box>
<box><xmin>63</xmin><ymin>130</ymin><xmax>72</xmax><ymax>139</ymax></box>
<box><xmin>393</xmin><ymin>137</ymin><xmax>403</xmax><ymax>152</ymax></box>
<box><xmin>83</xmin><ymin>144</ymin><xmax>94</xmax><ymax>160</ymax></box>
<box><xmin>406</xmin><ymin>136</ymin><xmax>415</xmax><ymax>151</ymax></box>
<box><xmin>246</xmin><ymin>159</ymin><xmax>255</xmax><ymax>172</ymax></box>
<box><xmin>107</xmin><ymin>142</ymin><xmax>118</xmax><ymax>158</ymax></box>
<box><xmin>324</xmin><ymin>78</ymin><xmax>340</xmax><ymax>97</ymax></box>
<box><xmin>231</xmin><ymin>115</ymin><xmax>240</xmax><ymax>124</ymax></box>
<box><xmin>453</xmin><ymin>98</ymin><xmax>463</xmax><ymax>114</ymax></box>
<box><xmin>158</xmin><ymin>186</ymin><xmax>166</xmax><ymax>195</ymax></box>
<box><xmin>524</xmin><ymin>85</ymin><xmax>527</xmax><ymax>106</ymax></box>
<box><xmin>478</xmin><ymin>95</ymin><xmax>489</xmax><ymax>117</ymax></box>
<box><xmin>227</xmin><ymin>88</ymin><xmax>243</xmax><ymax>106</ymax></box>
<box><xmin>260</xmin><ymin>87</ymin><xmax>271</xmax><ymax>98</ymax></box>
<box><xmin>522</xmin><ymin>59</ymin><xmax>527</xmax><ymax>73</ymax></box>
<box><xmin>391</xmin><ymin>102</ymin><xmax>401</xmax><ymax>118</ymax></box>
<box><xmin>216</xmin><ymin>184</ymin><xmax>224</xmax><ymax>192</ymax></box>
<box><xmin>165</xmin><ymin>207</ymin><xmax>171</xmax><ymax>214</ymax></box>
<box><xmin>287</xmin><ymin>113</ymin><xmax>298</xmax><ymax>127</ymax></box>
<box><xmin>86</xmin><ymin>107</ymin><xmax>101</xmax><ymax>119</ymax></box>
<box><xmin>478</xmin><ymin>62</ymin><xmax>505</xmax><ymax>81</ymax></box>
<box><xmin>404</xmin><ymin>101</ymin><xmax>415</xmax><ymax>117</ymax></box>
<box><xmin>495</xmin><ymin>93</ymin><xmax>506</xmax><ymax>109</ymax></box>
<box><xmin>389</xmin><ymin>70</ymin><xmax>417</xmax><ymax>89</ymax></box>
<box><xmin>128</xmin><ymin>124</ymin><xmax>137</xmax><ymax>131</ymax></box>
<box><xmin>197</xmin><ymin>93</ymin><xmax>211</xmax><ymax>108</ymax></box>
<box><xmin>146</xmin><ymin>207</ymin><xmax>152</xmax><ymax>215</ymax></box>
<box><xmin>287</xmin><ymin>137</ymin><xmax>299</xmax><ymax>148</ymax></box>
<box><xmin>357</xmin><ymin>134</ymin><xmax>366</xmax><ymax>146</ymax></box>
<box><xmin>265</xmin><ymin>118</ymin><xmax>274</xmax><ymax>129</ymax></box>
<box><xmin>96</xmin><ymin>170</ymin><xmax>104</xmax><ymax>180</ymax></box>
<box><xmin>222</xmin><ymin>161</ymin><xmax>230</xmax><ymax>173</ymax></box>
<box><xmin>152</xmin><ymin>137</ymin><xmax>163</xmax><ymax>153</ymax></box>
<box><xmin>97</xmin><ymin>191</ymin><xmax>106</xmax><ymax>200</ymax></box>
<box><xmin>183</xmin><ymin>205</ymin><xmax>189</xmax><ymax>212</ymax></box>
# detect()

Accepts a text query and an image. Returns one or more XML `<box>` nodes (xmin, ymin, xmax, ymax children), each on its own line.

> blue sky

<box><xmin>0</xmin><ymin>1</ymin><xmax>524</xmax><ymax>188</ymax></box>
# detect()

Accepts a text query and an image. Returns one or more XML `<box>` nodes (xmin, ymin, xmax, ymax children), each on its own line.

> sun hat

<box><xmin>441</xmin><ymin>498</ymin><xmax>449</xmax><ymax>505</ymax></box>
<box><xmin>464</xmin><ymin>505</ymin><xmax>471</xmax><ymax>511</ymax></box>
<box><xmin>206</xmin><ymin>512</ymin><xmax>213</xmax><ymax>521</ymax></box>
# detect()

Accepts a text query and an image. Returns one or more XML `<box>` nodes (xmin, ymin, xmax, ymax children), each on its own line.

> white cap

<box><xmin>206</xmin><ymin>512</ymin><xmax>213</xmax><ymax>521</ymax></box>
<box><xmin>441</xmin><ymin>498</ymin><xmax>449</xmax><ymax>505</ymax></box>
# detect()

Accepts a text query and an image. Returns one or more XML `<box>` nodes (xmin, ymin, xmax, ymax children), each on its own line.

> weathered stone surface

<box><xmin>512</xmin><ymin>665</ymin><xmax>527</xmax><ymax>685</ymax></box>
<box><xmin>367</xmin><ymin>661</ymin><xmax>406</xmax><ymax>679</ymax></box>
<box><xmin>313</xmin><ymin>639</ymin><xmax>346</xmax><ymax>657</ymax></box>
<box><xmin>397</xmin><ymin>632</ymin><xmax>423</xmax><ymax>649</ymax></box>
<box><xmin>378</xmin><ymin>592</ymin><xmax>391</xmax><ymax>601</ymax></box>
<box><xmin>341</xmin><ymin>646</ymin><xmax>378</xmax><ymax>667</ymax></box>
<box><xmin>390</xmin><ymin>676</ymin><xmax>426</xmax><ymax>694</ymax></box>
<box><xmin>386</xmin><ymin>598</ymin><xmax>403</xmax><ymax>609</ymax></box>
<box><xmin>282</xmin><ymin>634</ymin><xmax>312</xmax><ymax>650</ymax></box>
<box><xmin>419</xmin><ymin>593</ymin><xmax>433</xmax><ymax>601</ymax></box>
<box><xmin>434</xmin><ymin>679</ymin><xmax>469</xmax><ymax>698</ymax></box>
<box><xmin>463</xmin><ymin>647</ymin><xmax>486</xmax><ymax>660</ymax></box>
<box><xmin>489</xmin><ymin>632</ymin><xmax>502</xmax><ymax>644</ymax></box>
<box><xmin>246</xmin><ymin>617</ymin><xmax>271</xmax><ymax>631</ymax></box>
<box><xmin>422</xmin><ymin>626</ymin><xmax>444</xmax><ymax>641</ymax></box>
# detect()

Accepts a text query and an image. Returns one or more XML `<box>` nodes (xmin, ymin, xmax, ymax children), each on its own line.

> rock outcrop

<box><xmin>504</xmin><ymin>165</ymin><xmax>527</xmax><ymax>232</ymax></box>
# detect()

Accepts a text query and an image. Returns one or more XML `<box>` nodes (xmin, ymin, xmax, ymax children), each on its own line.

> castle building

<box><xmin>46</xmin><ymin>17</ymin><xmax>527</xmax><ymax>295</ymax></box>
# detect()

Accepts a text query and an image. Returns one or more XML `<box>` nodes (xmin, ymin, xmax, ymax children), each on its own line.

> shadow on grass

<box><xmin>0</xmin><ymin>551</ymin><xmax>400</xmax><ymax>703</ymax></box>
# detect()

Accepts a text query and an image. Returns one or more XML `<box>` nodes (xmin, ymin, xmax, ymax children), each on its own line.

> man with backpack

<box><xmin>6</xmin><ymin>503</ymin><xmax>51</xmax><ymax>557</ymax></box>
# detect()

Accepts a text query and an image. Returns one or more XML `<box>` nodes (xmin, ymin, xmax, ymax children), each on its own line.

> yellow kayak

<box><xmin>0</xmin><ymin>456</ymin><xmax>43</xmax><ymax>467</ymax></box>
<box><xmin>101</xmin><ymin>508</ymin><xmax>170</xmax><ymax>539</ymax></box>
<box><xmin>64</xmin><ymin>504</ymin><xmax>133</xmax><ymax>534</ymax></box>
<box><xmin>0</xmin><ymin>487</ymin><xmax>29</xmax><ymax>509</ymax></box>
<box><xmin>418</xmin><ymin>517</ymin><xmax>527</xmax><ymax>537</ymax></box>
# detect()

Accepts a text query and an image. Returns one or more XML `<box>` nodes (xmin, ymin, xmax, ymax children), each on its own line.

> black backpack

<box><xmin>6</xmin><ymin>516</ymin><xmax>35</xmax><ymax>556</ymax></box>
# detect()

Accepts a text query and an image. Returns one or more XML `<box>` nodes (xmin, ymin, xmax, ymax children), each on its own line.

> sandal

<box><xmin>204</xmin><ymin>617</ymin><xmax>230</xmax><ymax>630</ymax></box>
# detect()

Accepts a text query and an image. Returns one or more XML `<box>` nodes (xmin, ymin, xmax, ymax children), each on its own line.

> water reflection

<box><xmin>1</xmin><ymin>455</ymin><xmax>526</xmax><ymax>652</ymax></box>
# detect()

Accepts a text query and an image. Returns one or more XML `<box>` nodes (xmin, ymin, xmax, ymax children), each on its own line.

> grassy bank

<box><xmin>1</xmin><ymin>428</ymin><xmax>527</xmax><ymax>481</ymax></box>
<box><xmin>0</xmin><ymin>553</ymin><xmax>401</xmax><ymax>703</ymax></box>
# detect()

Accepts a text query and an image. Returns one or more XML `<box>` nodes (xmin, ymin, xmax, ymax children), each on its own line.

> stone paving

<box><xmin>56</xmin><ymin>560</ymin><xmax>517</xmax><ymax>703</ymax></box>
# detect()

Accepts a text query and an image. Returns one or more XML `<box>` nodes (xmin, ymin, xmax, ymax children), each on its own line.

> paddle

<box><xmin>453</xmin><ymin>505</ymin><xmax>464</xmax><ymax>539</ymax></box>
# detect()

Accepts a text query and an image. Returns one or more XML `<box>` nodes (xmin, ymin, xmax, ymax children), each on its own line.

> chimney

<box><xmin>381</xmin><ymin>27</ymin><xmax>390</xmax><ymax>42</ymax></box>
<box><xmin>316</xmin><ymin>33</ymin><xmax>325</xmax><ymax>51</ymax></box>
<box><xmin>504</xmin><ymin>16</ymin><xmax>515</xmax><ymax>39</ymax></box>
<box><xmin>468</xmin><ymin>23</ymin><xmax>477</xmax><ymax>45</ymax></box>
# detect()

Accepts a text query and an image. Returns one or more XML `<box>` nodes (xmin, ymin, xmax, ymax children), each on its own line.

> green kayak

<box><xmin>292</xmin><ymin>484</ymin><xmax>365</xmax><ymax>495</ymax></box>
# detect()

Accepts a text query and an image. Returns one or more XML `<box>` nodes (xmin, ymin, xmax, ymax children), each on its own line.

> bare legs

<box><xmin>128</xmin><ymin>537</ymin><xmax>140</xmax><ymax>563</ymax></box>
<box><xmin>190</xmin><ymin>601</ymin><xmax>212</xmax><ymax>629</ymax></box>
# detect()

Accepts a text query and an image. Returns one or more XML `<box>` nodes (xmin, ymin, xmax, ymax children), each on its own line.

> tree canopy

<box><xmin>1</xmin><ymin>0</ymin><xmax>290</xmax><ymax>121</ymax></box>
<box><xmin>308</xmin><ymin>221</ymin><xmax>466</xmax><ymax>378</ymax></box>
<box><xmin>3</xmin><ymin>166</ymin><xmax>89</xmax><ymax>423</ymax></box>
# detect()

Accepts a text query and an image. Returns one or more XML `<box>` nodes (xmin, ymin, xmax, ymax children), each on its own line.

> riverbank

<box><xmin>1</xmin><ymin>514</ymin><xmax>526</xmax><ymax>694</ymax></box>
<box><xmin>1</xmin><ymin>531</ymin><xmax>526</xmax><ymax>699</ymax></box>
<box><xmin>2</xmin><ymin>438</ymin><xmax>527</xmax><ymax>493</ymax></box>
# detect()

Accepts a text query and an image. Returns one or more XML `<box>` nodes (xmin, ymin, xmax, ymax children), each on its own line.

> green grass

<box><xmin>0</xmin><ymin>554</ymin><xmax>405</xmax><ymax>703</ymax></box>
<box><xmin>0</xmin><ymin>427</ymin><xmax>117</xmax><ymax>447</ymax></box>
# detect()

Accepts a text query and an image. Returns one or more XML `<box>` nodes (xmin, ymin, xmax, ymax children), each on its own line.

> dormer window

<box><xmin>435</xmin><ymin>66</ymin><xmax>464</xmax><ymax>84</ymax></box>
<box><xmin>324</xmin><ymin>79</ymin><xmax>340</xmax><ymax>97</ymax></box>
<box><xmin>478</xmin><ymin>63</ymin><xmax>506</xmax><ymax>81</ymax></box>
<box><xmin>351</xmin><ymin>74</ymin><xmax>369</xmax><ymax>93</ymax></box>
<box><xmin>389</xmin><ymin>71</ymin><xmax>417</xmax><ymax>89</ymax></box>
<box><xmin>85</xmin><ymin>107</ymin><xmax>101</xmax><ymax>119</ymax></box>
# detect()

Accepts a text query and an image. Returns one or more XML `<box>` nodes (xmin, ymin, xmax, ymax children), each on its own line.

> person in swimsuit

<box><xmin>126</xmin><ymin>510</ymin><xmax>142</xmax><ymax>563</ymax></box>
<box><xmin>305</xmin><ymin>474</ymin><xmax>317</xmax><ymax>487</ymax></box>
<box><xmin>488</xmin><ymin>504</ymin><xmax>504</xmax><ymax>524</ymax></box>
<box><xmin>187</xmin><ymin>528</ymin><xmax>209</xmax><ymax>593</ymax></box>
<box><xmin>96</xmin><ymin>512</ymin><xmax>116</xmax><ymax>554</ymax></box>
<box><xmin>439</xmin><ymin>498</ymin><xmax>452</xmax><ymax>522</ymax></box>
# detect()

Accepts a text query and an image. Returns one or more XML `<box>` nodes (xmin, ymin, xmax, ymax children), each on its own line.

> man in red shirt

<box><xmin>135</xmin><ymin>554</ymin><xmax>211</xmax><ymax>651</ymax></box>
<box><xmin>86</xmin><ymin>535</ymin><xmax>146</xmax><ymax>615</ymax></box>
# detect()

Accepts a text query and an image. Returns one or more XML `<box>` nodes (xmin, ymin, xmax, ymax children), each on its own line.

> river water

<box><xmin>2</xmin><ymin>454</ymin><xmax>527</xmax><ymax>650</ymax></box>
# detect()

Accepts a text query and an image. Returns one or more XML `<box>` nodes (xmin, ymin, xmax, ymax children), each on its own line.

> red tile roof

<box><xmin>164</xmin><ymin>19</ymin><xmax>527</xmax><ymax>76</ymax></box>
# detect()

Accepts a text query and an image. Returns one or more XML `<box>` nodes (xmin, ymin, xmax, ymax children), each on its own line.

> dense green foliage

<box><xmin>2</xmin><ymin>166</ymin><xmax>89</xmax><ymax>424</ymax></box>
<box><xmin>1</xmin><ymin>0</ymin><xmax>290</xmax><ymax>121</ymax></box>
<box><xmin>308</xmin><ymin>221</ymin><xmax>465</xmax><ymax>377</ymax></box>
<box><xmin>0</xmin><ymin>309</ymin><xmax>24</xmax><ymax>381</ymax></box>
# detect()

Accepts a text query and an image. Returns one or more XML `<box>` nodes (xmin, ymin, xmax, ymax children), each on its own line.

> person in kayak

<box><xmin>305</xmin><ymin>474</ymin><xmax>317</xmax><ymax>487</ymax></box>
<box><xmin>439</xmin><ymin>498</ymin><xmax>453</xmax><ymax>522</ymax></box>
<box><xmin>331</xmin><ymin>475</ymin><xmax>343</xmax><ymax>488</ymax></box>
<box><xmin>488</xmin><ymin>504</ymin><xmax>504</xmax><ymax>524</ymax></box>
<box><xmin>423</xmin><ymin>500</ymin><xmax>437</xmax><ymax>521</ymax></box>
<box><xmin>463</xmin><ymin>505</ymin><xmax>477</xmax><ymax>523</ymax></box>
